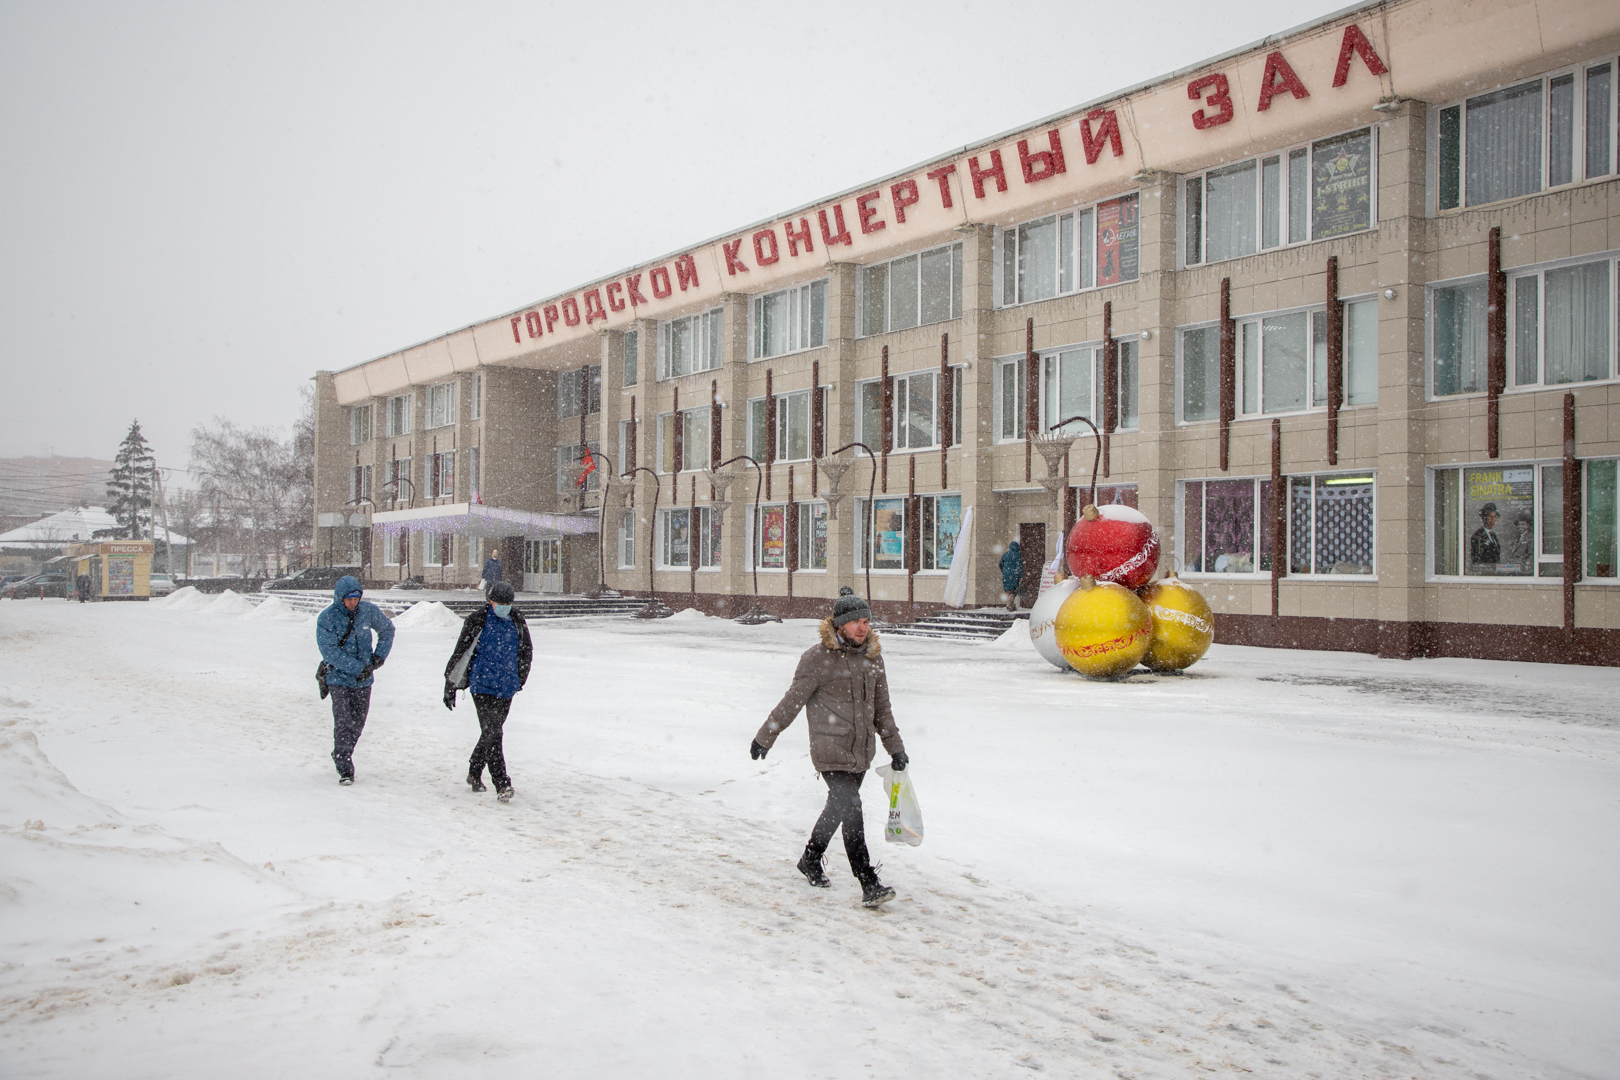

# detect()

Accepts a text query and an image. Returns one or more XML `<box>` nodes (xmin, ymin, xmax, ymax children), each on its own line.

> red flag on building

<box><xmin>576</xmin><ymin>449</ymin><xmax>597</xmax><ymax>488</ymax></box>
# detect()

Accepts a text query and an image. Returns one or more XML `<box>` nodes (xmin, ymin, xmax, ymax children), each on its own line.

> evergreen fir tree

<box><xmin>104</xmin><ymin>420</ymin><xmax>156</xmax><ymax>540</ymax></box>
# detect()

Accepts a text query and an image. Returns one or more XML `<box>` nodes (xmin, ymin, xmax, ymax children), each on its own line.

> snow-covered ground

<box><xmin>2</xmin><ymin>593</ymin><xmax>1616</xmax><ymax>1078</ymax></box>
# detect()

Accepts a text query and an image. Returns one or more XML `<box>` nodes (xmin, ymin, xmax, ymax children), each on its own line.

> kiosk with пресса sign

<box><xmin>48</xmin><ymin>540</ymin><xmax>155</xmax><ymax>601</ymax></box>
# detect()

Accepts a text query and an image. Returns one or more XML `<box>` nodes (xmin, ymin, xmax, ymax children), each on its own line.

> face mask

<box><xmin>492</xmin><ymin>604</ymin><xmax>512</xmax><ymax>620</ymax></box>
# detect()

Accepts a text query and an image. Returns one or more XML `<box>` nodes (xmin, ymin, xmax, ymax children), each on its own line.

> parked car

<box><xmin>2</xmin><ymin>572</ymin><xmax>71</xmax><ymax>599</ymax></box>
<box><xmin>148</xmin><ymin>573</ymin><xmax>177</xmax><ymax>597</ymax></box>
<box><xmin>262</xmin><ymin>566</ymin><xmax>361</xmax><ymax>592</ymax></box>
<box><xmin>0</xmin><ymin>573</ymin><xmax>31</xmax><ymax>590</ymax></box>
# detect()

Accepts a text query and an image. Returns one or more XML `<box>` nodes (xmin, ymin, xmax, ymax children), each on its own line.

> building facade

<box><xmin>314</xmin><ymin>0</ymin><xmax>1620</xmax><ymax>664</ymax></box>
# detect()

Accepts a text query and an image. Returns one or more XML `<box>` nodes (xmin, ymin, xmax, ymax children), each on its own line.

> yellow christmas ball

<box><xmin>1139</xmin><ymin>575</ymin><xmax>1215</xmax><ymax>671</ymax></box>
<box><xmin>1052</xmin><ymin>577</ymin><xmax>1152</xmax><ymax>679</ymax></box>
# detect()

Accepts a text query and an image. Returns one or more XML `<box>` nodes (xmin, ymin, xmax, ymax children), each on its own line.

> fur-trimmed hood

<box><xmin>818</xmin><ymin>616</ymin><xmax>881</xmax><ymax>657</ymax></box>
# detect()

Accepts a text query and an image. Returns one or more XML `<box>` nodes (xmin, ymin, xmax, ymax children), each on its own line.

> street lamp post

<box><xmin>561</xmin><ymin>448</ymin><xmax>620</xmax><ymax>599</ymax></box>
<box><xmin>621</xmin><ymin>465</ymin><xmax>670</xmax><ymax>618</ymax></box>
<box><xmin>381</xmin><ymin>478</ymin><xmax>415</xmax><ymax>583</ymax></box>
<box><xmin>821</xmin><ymin>442</ymin><xmax>878</xmax><ymax>612</ymax></box>
<box><xmin>714</xmin><ymin>454</ymin><xmax>777</xmax><ymax>624</ymax></box>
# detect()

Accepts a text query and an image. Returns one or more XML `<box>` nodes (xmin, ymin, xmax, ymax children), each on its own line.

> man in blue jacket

<box><xmin>443</xmin><ymin>581</ymin><xmax>531</xmax><ymax>802</ymax></box>
<box><xmin>316</xmin><ymin>575</ymin><xmax>395</xmax><ymax>785</ymax></box>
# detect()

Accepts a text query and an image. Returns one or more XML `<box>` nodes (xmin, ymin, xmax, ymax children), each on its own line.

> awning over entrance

<box><xmin>369</xmin><ymin>503</ymin><xmax>599</xmax><ymax>538</ymax></box>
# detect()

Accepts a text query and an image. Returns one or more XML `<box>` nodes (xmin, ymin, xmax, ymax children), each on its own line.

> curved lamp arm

<box><xmin>622</xmin><ymin>466</ymin><xmax>661</xmax><ymax>603</ymax></box>
<box><xmin>715</xmin><ymin>455</ymin><xmax>763</xmax><ymax>603</ymax></box>
<box><xmin>1049</xmin><ymin>416</ymin><xmax>1102</xmax><ymax>510</ymax></box>
<box><xmin>826</xmin><ymin>442</ymin><xmax>877</xmax><ymax>608</ymax></box>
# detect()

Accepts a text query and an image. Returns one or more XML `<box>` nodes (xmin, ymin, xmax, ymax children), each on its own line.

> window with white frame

<box><xmin>1184</xmin><ymin>129</ymin><xmax>1374</xmax><ymax>266</ymax></box>
<box><xmin>618</xmin><ymin>420</ymin><xmax>633</xmax><ymax>474</ymax></box>
<box><xmin>660</xmin><ymin>308</ymin><xmax>723</xmax><ymax>379</ymax></box>
<box><xmin>660</xmin><ymin>506</ymin><xmax>720</xmax><ymax>569</ymax></box>
<box><xmin>426</xmin><ymin>452</ymin><xmax>454</xmax><ymax>498</ymax></box>
<box><xmin>349</xmin><ymin>404</ymin><xmax>373</xmax><ymax>445</ymax></box>
<box><xmin>385</xmin><ymin>394</ymin><xmax>411</xmax><ymax>437</ymax></box>
<box><xmin>1585</xmin><ymin>458</ymin><xmax>1619</xmax><ymax>579</ymax></box>
<box><xmin>1432</xmin><ymin>462</ymin><xmax>1569</xmax><ymax>578</ymax></box>
<box><xmin>1000</xmin><ymin>197</ymin><xmax>1138</xmax><ymax>306</ymax></box>
<box><xmin>557</xmin><ymin>442</ymin><xmax>601</xmax><ymax>493</ymax></box>
<box><xmin>425</xmin><ymin>382</ymin><xmax>456</xmax><ymax>429</ymax></box>
<box><xmin>381</xmin><ymin>458</ymin><xmax>407</xmax><ymax>501</ymax></box>
<box><xmin>467</xmin><ymin>447</ymin><xmax>480</xmax><ymax>503</ymax></box>
<box><xmin>797</xmin><ymin>502</ymin><xmax>828</xmax><ymax>570</ymax></box>
<box><xmin>861</xmin><ymin>243</ymin><xmax>963</xmax><ymax>335</ymax></box>
<box><xmin>994</xmin><ymin>357</ymin><xmax>1026</xmax><ymax>441</ymax></box>
<box><xmin>623</xmin><ymin>329</ymin><xmax>638</xmax><ymax>386</ymax></box>
<box><xmin>382</xmin><ymin>530</ymin><xmax>401</xmax><ymax>566</ymax></box>
<box><xmin>919</xmin><ymin>494</ymin><xmax>962</xmax><ymax>570</ymax></box>
<box><xmin>349</xmin><ymin>464</ymin><xmax>372</xmax><ymax>505</ymax></box>
<box><xmin>1288</xmin><ymin>473</ymin><xmax>1376</xmax><ymax>576</ymax></box>
<box><xmin>855</xmin><ymin>370</ymin><xmax>965</xmax><ymax>452</ymax></box>
<box><xmin>423</xmin><ymin>534</ymin><xmax>450</xmax><ymax>567</ymax></box>
<box><xmin>657</xmin><ymin>408</ymin><xmax>710</xmax><ymax>473</ymax></box>
<box><xmin>753</xmin><ymin>280</ymin><xmax>828</xmax><ymax>358</ymax></box>
<box><xmin>1510</xmin><ymin>255</ymin><xmax>1616</xmax><ymax>388</ymax></box>
<box><xmin>1180</xmin><ymin>477</ymin><xmax>1278</xmax><ymax>575</ymax></box>
<box><xmin>752</xmin><ymin>504</ymin><xmax>788</xmax><ymax>569</ymax></box>
<box><xmin>469</xmin><ymin>373</ymin><xmax>481</xmax><ymax>420</ymax></box>
<box><xmin>1180</xmin><ymin>300</ymin><xmax>1378</xmax><ymax>421</ymax></box>
<box><xmin>619</xmin><ymin>510</ymin><xmax>636</xmax><ymax>568</ymax></box>
<box><xmin>851</xmin><ymin>493</ymin><xmax>961</xmax><ymax>571</ymax></box>
<box><xmin>1429</xmin><ymin>279</ymin><xmax>1489</xmax><ymax>397</ymax></box>
<box><xmin>558</xmin><ymin>366</ymin><xmax>602</xmax><ymax>418</ymax></box>
<box><xmin>1037</xmin><ymin>341</ymin><xmax>1143</xmax><ymax>434</ymax></box>
<box><xmin>1435</xmin><ymin>56</ymin><xmax>1616</xmax><ymax>211</ymax></box>
<box><xmin>466</xmin><ymin>535</ymin><xmax>479</xmax><ymax>569</ymax></box>
<box><xmin>749</xmin><ymin>388</ymin><xmax>829</xmax><ymax>462</ymax></box>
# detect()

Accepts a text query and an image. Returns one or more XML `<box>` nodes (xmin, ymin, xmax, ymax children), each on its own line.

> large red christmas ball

<box><xmin>1066</xmin><ymin>504</ymin><xmax>1160</xmax><ymax>590</ymax></box>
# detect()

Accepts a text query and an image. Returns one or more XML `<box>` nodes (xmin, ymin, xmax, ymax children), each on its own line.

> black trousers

<box><xmin>807</xmin><ymin>770</ymin><xmax>873</xmax><ymax>880</ymax></box>
<box><xmin>330</xmin><ymin>685</ymin><xmax>371</xmax><ymax>778</ymax></box>
<box><xmin>469</xmin><ymin>693</ymin><xmax>513</xmax><ymax>788</ymax></box>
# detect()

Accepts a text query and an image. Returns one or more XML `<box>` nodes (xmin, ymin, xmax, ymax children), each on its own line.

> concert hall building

<box><xmin>313</xmin><ymin>0</ymin><xmax>1620</xmax><ymax>663</ymax></box>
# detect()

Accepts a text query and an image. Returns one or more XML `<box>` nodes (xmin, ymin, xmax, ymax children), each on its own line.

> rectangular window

<box><xmin>855</xmin><ymin>497</ymin><xmax>907</xmax><ymax>570</ymax></box>
<box><xmin>1042</xmin><ymin>346</ymin><xmax>1096</xmax><ymax>433</ymax></box>
<box><xmin>661</xmin><ymin>506</ymin><xmax>721</xmax><ymax>569</ymax></box>
<box><xmin>657</xmin><ymin>409</ymin><xmax>709</xmax><ymax>473</ymax></box>
<box><xmin>1430</xmin><ymin>280</ymin><xmax>1489</xmax><ymax>396</ymax></box>
<box><xmin>753</xmin><ymin>279</ymin><xmax>828</xmax><ymax>359</ymax></box>
<box><xmin>661</xmin><ymin>308</ymin><xmax>723</xmax><ymax>379</ymax></box>
<box><xmin>1508</xmin><ymin>258</ymin><xmax>1615</xmax><ymax>387</ymax></box>
<box><xmin>619</xmin><ymin>509</ymin><xmax>636</xmax><ymax>568</ymax></box>
<box><xmin>424</xmin><ymin>452</ymin><xmax>454</xmax><ymax>498</ymax></box>
<box><xmin>797</xmin><ymin>501</ymin><xmax>828</xmax><ymax>570</ymax></box>
<box><xmin>1179</xmin><ymin>478</ymin><xmax>1278</xmax><ymax>574</ymax></box>
<box><xmin>1184</xmin><ymin>128</ymin><xmax>1374</xmax><ymax>264</ymax></box>
<box><xmin>468</xmin><ymin>447</ymin><xmax>480</xmax><ymax>503</ymax></box>
<box><xmin>557</xmin><ymin>442</ymin><xmax>601</xmax><ymax>493</ymax></box>
<box><xmin>1436</xmin><ymin>57</ymin><xmax>1620</xmax><ymax>209</ymax></box>
<box><xmin>754</xmin><ymin>504</ymin><xmax>787</xmax><ymax>569</ymax></box>
<box><xmin>1344</xmin><ymin>299</ymin><xmax>1379</xmax><ymax>405</ymax></box>
<box><xmin>423</xmin><ymin>534</ymin><xmax>446</xmax><ymax>567</ymax></box>
<box><xmin>425</xmin><ymin>382</ymin><xmax>456</xmax><ymax>429</ymax></box>
<box><xmin>382</xmin><ymin>530</ymin><xmax>401</xmax><ymax>566</ymax></box>
<box><xmin>1287</xmin><ymin>473</ymin><xmax>1375</xmax><ymax>575</ymax></box>
<box><xmin>996</xmin><ymin>357</ymin><xmax>1027</xmax><ymax>441</ymax></box>
<box><xmin>856</xmin><ymin>372</ymin><xmax>960</xmax><ymax>451</ymax></box>
<box><xmin>860</xmin><ymin>243</ymin><xmax>963</xmax><ymax>335</ymax></box>
<box><xmin>349</xmin><ymin>404</ymin><xmax>373</xmax><ymax>445</ymax></box>
<box><xmin>1180</xmin><ymin>325</ymin><xmax>1220</xmax><ymax>422</ymax></box>
<box><xmin>1001</xmin><ymin>198</ymin><xmax>1138</xmax><ymax>304</ymax></box>
<box><xmin>920</xmin><ymin>494</ymin><xmax>963</xmax><ymax>570</ymax></box>
<box><xmin>467</xmin><ymin>536</ymin><xmax>479</xmax><ymax>569</ymax></box>
<box><xmin>1118</xmin><ymin>339</ymin><xmax>1140</xmax><ymax>429</ymax></box>
<box><xmin>624</xmin><ymin>329</ymin><xmax>639</xmax><ymax>386</ymax></box>
<box><xmin>349</xmin><ymin>464</ymin><xmax>373</xmax><ymax>505</ymax></box>
<box><xmin>469</xmin><ymin>374</ymin><xmax>482</xmax><ymax>421</ymax></box>
<box><xmin>1236</xmin><ymin>309</ymin><xmax>1326</xmax><ymax>417</ymax></box>
<box><xmin>385</xmin><ymin>394</ymin><xmax>411</xmax><ymax>437</ymax></box>
<box><xmin>1587</xmin><ymin>458</ymin><xmax>1618</xmax><ymax>578</ymax></box>
<box><xmin>774</xmin><ymin>389</ymin><xmax>815</xmax><ymax>462</ymax></box>
<box><xmin>558</xmin><ymin>366</ymin><xmax>602</xmax><ymax>418</ymax></box>
<box><xmin>1432</xmin><ymin>463</ymin><xmax>1558</xmax><ymax>578</ymax></box>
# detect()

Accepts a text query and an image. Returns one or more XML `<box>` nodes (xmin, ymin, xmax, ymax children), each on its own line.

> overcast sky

<box><xmin>0</xmin><ymin>0</ymin><xmax>1355</xmax><ymax>477</ymax></box>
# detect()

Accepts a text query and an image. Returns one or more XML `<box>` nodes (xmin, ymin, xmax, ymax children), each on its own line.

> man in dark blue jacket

<box><xmin>443</xmin><ymin>581</ymin><xmax>531</xmax><ymax>802</ymax></box>
<box><xmin>316</xmin><ymin>575</ymin><xmax>395</xmax><ymax>785</ymax></box>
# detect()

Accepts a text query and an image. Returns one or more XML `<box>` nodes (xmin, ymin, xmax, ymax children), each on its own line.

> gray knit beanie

<box><xmin>831</xmin><ymin>585</ymin><xmax>871</xmax><ymax>628</ymax></box>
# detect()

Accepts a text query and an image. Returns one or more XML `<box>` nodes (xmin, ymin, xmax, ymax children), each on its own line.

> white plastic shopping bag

<box><xmin>875</xmin><ymin>763</ymin><xmax>924</xmax><ymax>847</ymax></box>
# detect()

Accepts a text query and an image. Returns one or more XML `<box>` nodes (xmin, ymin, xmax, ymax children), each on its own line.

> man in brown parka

<box><xmin>751</xmin><ymin>586</ymin><xmax>908</xmax><ymax>907</ymax></box>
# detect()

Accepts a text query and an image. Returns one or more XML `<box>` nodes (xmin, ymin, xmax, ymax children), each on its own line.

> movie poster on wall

<box><xmin>1463</xmin><ymin>466</ymin><xmax>1534</xmax><ymax>576</ymax></box>
<box><xmin>934</xmin><ymin>496</ymin><xmax>962</xmax><ymax>568</ymax></box>
<box><xmin>1095</xmin><ymin>194</ymin><xmax>1139</xmax><ymax>286</ymax></box>
<box><xmin>873</xmin><ymin>497</ymin><xmax>905</xmax><ymax>570</ymax></box>
<box><xmin>1311</xmin><ymin>128</ymin><xmax>1373</xmax><ymax>240</ymax></box>
<box><xmin>759</xmin><ymin>505</ymin><xmax>786</xmax><ymax>569</ymax></box>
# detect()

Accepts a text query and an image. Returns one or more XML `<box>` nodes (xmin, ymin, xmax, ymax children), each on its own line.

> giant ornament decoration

<box><xmin>1051</xmin><ymin>576</ymin><xmax>1152</xmax><ymax>678</ymax></box>
<box><xmin>1028</xmin><ymin>573</ymin><xmax>1080</xmax><ymax>671</ymax></box>
<box><xmin>1138</xmin><ymin>573</ymin><xmax>1215</xmax><ymax>671</ymax></box>
<box><xmin>1065</xmin><ymin>504</ymin><xmax>1160</xmax><ymax>590</ymax></box>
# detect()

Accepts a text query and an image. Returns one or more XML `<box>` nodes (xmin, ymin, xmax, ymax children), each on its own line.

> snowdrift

<box><xmin>392</xmin><ymin>601</ymin><xmax>464</xmax><ymax>630</ymax></box>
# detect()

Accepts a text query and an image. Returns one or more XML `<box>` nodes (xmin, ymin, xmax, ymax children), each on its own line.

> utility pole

<box><xmin>153</xmin><ymin>468</ymin><xmax>174</xmax><ymax>574</ymax></box>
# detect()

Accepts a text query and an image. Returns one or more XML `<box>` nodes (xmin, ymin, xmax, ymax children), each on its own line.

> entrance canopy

<box><xmin>370</xmin><ymin>502</ymin><xmax>598</xmax><ymax>538</ymax></box>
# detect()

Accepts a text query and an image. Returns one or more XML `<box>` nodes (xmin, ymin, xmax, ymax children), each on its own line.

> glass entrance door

<box><xmin>524</xmin><ymin>537</ymin><xmax>563</xmax><ymax>593</ymax></box>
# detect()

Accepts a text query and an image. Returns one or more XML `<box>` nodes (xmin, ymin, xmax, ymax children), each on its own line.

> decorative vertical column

<box><xmin>710</xmin><ymin>380</ymin><xmax>721</xmax><ymax>472</ymax></box>
<box><xmin>810</xmin><ymin>359</ymin><xmax>822</xmax><ymax>496</ymax></box>
<box><xmin>626</xmin><ymin>396</ymin><xmax>638</xmax><ymax>475</ymax></box>
<box><xmin>786</xmin><ymin>465</ymin><xmax>796</xmax><ymax>600</ymax></box>
<box><xmin>939</xmin><ymin>334</ymin><xmax>952</xmax><ymax>490</ymax></box>
<box><xmin>1487</xmin><ymin>226</ymin><xmax>1506</xmax><ymax>459</ymax></box>
<box><xmin>1326</xmin><ymin>256</ymin><xmax>1344</xmax><ymax>466</ymax></box>
<box><xmin>1563</xmin><ymin>392</ymin><xmax>1582</xmax><ymax>637</ymax></box>
<box><xmin>1219</xmin><ymin>278</ymin><xmax>1235</xmax><ymax>472</ymax></box>
<box><xmin>1101</xmin><ymin>301</ymin><xmax>1116</xmax><ymax>478</ymax></box>
<box><xmin>1024</xmin><ymin>318</ymin><xmax>1036</xmax><ymax>481</ymax></box>
<box><xmin>881</xmin><ymin>347</ymin><xmax>892</xmax><ymax>493</ymax></box>
<box><xmin>764</xmin><ymin>368</ymin><xmax>775</xmax><ymax>500</ymax></box>
<box><xmin>1270</xmin><ymin>418</ymin><xmax>1285</xmax><ymax>618</ymax></box>
<box><xmin>906</xmin><ymin>454</ymin><xmax>918</xmax><ymax>607</ymax></box>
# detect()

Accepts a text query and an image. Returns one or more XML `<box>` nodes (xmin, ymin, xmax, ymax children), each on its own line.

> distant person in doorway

<box><xmin>1469</xmin><ymin>503</ymin><xmax>1502</xmax><ymax>567</ymax></box>
<box><xmin>444</xmin><ymin>580</ymin><xmax>532</xmax><ymax>803</ymax></box>
<box><xmin>315</xmin><ymin>576</ymin><xmax>395</xmax><ymax>786</ymax></box>
<box><xmin>1000</xmin><ymin>540</ymin><xmax>1023</xmax><ymax>611</ymax></box>
<box><xmin>75</xmin><ymin>573</ymin><xmax>92</xmax><ymax>603</ymax></box>
<box><xmin>751</xmin><ymin>587</ymin><xmax>907</xmax><ymax>908</ymax></box>
<box><xmin>481</xmin><ymin>551</ymin><xmax>504</xmax><ymax>598</ymax></box>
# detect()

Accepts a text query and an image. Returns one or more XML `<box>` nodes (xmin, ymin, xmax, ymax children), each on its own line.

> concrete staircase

<box><xmin>880</xmin><ymin>608</ymin><xmax>1027</xmax><ymax>643</ymax></box>
<box><xmin>248</xmin><ymin>591</ymin><xmax>646</xmax><ymax>620</ymax></box>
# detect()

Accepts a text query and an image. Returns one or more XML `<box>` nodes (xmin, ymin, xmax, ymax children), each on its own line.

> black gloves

<box><xmin>443</xmin><ymin>682</ymin><xmax>457</xmax><ymax>710</ymax></box>
<box><xmin>357</xmin><ymin>664</ymin><xmax>374</xmax><ymax>683</ymax></box>
<box><xmin>370</xmin><ymin>654</ymin><xmax>385</xmax><ymax>669</ymax></box>
<box><xmin>750</xmin><ymin>739</ymin><xmax>768</xmax><ymax>760</ymax></box>
<box><xmin>891</xmin><ymin>751</ymin><xmax>910</xmax><ymax>772</ymax></box>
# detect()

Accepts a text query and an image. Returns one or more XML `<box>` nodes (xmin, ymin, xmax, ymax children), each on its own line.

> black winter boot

<box><xmin>859</xmin><ymin>873</ymin><xmax>896</xmax><ymax>908</ymax></box>
<box><xmin>467</xmin><ymin>771</ymin><xmax>486</xmax><ymax>793</ymax></box>
<box><xmin>797</xmin><ymin>849</ymin><xmax>831</xmax><ymax>888</ymax></box>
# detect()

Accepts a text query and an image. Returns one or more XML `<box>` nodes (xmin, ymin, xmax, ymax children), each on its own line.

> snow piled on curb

<box><xmin>392</xmin><ymin>601</ymin><xmax>464</xmax><ymax>630</ymax></box>
<box><xmin>243</xmin><ymin>594</ymin><xmax>309</xmax><ymax>622</ymax></box>
<box><xmin>206</xmin><ymin>590</ymin><xmax>256</xmax><ymax>616</ymax></box>
<box><xmin>988</xmin><ymin>619</ymin><xmax>1030</xmax><ymax>649</ymax></box>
